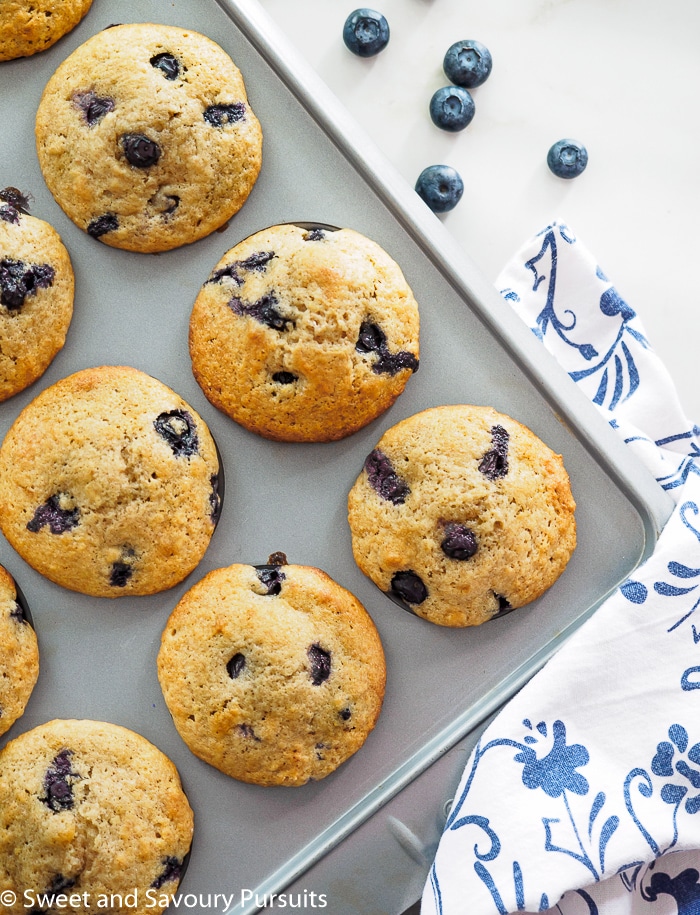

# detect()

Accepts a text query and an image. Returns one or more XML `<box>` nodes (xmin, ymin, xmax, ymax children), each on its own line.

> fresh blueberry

<box><xmin>72</xmin><ymin>90</ymin><xmax>115</xmax><ymax>126</ymax></box>
<box><xmin>121</xmin><ymin>133</ymin><xmax>161</xmax><ymax>168</ymax></box>
<box><xmin>203</xmin><ymin>103</ymin><xmax>246</xmax><ymax>127</ymax></box>
<box><xmin>227</xmin><ymin>652</ymin><xmax>246</xmax><ymax>678</ymax></box>
<box><xmin>154</xmin><ymin>410</ymin><xmax>199</xmax><ymax>457</ymax></box>
<box><xmin>429</xmin><ymin>86</ymin><xmax>475</xmax><ymax>132</ymax></box>
<box><xmin>441</xmin><ymin>523</ymin><xmax>478</xmax><ymax>560</ymax></box>
<box><xmin>364</xmin><ymin>449</ymin><xmax>410</xmax><ymax>504</ymax></box>
<box><xmin>443</xmin><ymin>39</ymin><xmax>492</xmax><ymax>88</ymax></box>
<box><xmin>478</xmin><ymin>424</ymin><xmax>509</xmax><ymax>480</ymax></box>
<box><xmin>40</xmin><ymin>750</ymin><xmax>80</xmax><ymax>812</ymax></box>
<box><xmin>307</xmin><ymin>644</ymin><xmax>331</xmax><ymax>685</ymax></box>
<box><xmin>547</xmin><ymin>139</ymin><xmax>588</xmax><ymax>179</ymax></box>
<box><xmin>150</xmin><ymin>52</ymin><xmax>180</xmax><ymax>80</ymax></box>
<box><xmin>415</xmin><ymin>164</ymin><xmax>464</xmax><ymax>214</ymax></box>
<box><xmin>87</xmin><ymin>213</ymin><xmax>119</xmax><ymax>238</ymax></box>
<box><xmin>343</xmin><ymin>8</ymin><xmax>390</xmax><ymax>57</ymax></box>
<box><xmin>390</xmin><ymin>570</ymin><xmax>428</xmax><ymax>605</ymax></box>
<box><xmin>27</xmin><ymin>494</ymin><xmax>80</xmax><ymax>534</ymax></box>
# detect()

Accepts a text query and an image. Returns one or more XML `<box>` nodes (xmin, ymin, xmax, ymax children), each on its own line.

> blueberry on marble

<box><xmin>110</xmin><ymin>547</ymin><xmax>136</xmax><ymax>587</ymax></box>
<box><xmin>208</xmin><ymin>251</ymin><xmax>276</xmax><ymax>287</ymax></box>
<box><xmin>121</xmin><ymin>133</ymin><xmax>161</xmax><ymax>168</ymax></box>
<box><xmin>478</xmin><ymin>424</ymin><xmax>509</xmax><ymax>480</ymax></box>
<box><xmin>441</xmin><ymin>522</ymin><xmax>478</xmax><ymax>560</ymax></box>
<box><xmin>154</xmin><ymin>410</ymin><xmax>199</xmax><ymax>457</ymax></box>
<box><xmin>27</xmin><ymin>494</ymin><xmax>80</xmax><ymax>534</ymax></box>
<box><xmin>1</xmin><ymin>258</ymin><xmax>55</xmax><ymax>311</ymax></box>
<box><xmin>364</xmin><ymin>449</ymin><xmax>410</xmax><ymax>504</ymax></box>
<box><xmin>443</xmin><ymin>39</ymin><xmax>492</xmax><ymax>88</ymax></box>
<box><xmin>151</xmin><ymin>856</ymin><xmax>184</xmax><ymax>890</ymax></box>
<box><xmin>0</xmin><ymin>186</ymin><xmax>30</xmax><ymax>214</ymax></box>
<box><xmin>415</xmin><ymin>164</ymin><xmax>464</xmax><ymax>214</ymax></box>
<box><xmin>209</xmin><ymin>473</ymin><xmax>222</xmax><ymax>524</ymax></box>
<box><xmin>40</xmin><ymin>749</ymin><xmax>80</xmax><ymax>812</ymax></box>
<box><xmin>87</xmin><ymin>213</ymin><xmax>119</xmax><ymax>238</ymax></box>
<box><xmin>150</xmin><ymin>52</ymin><xmax>180</xmax><ymax>80</ymax></box>
<box><xmin>203</xmin><ymin>103</ymin><xmax>246</xmax><ymax>127</ymax></box>
<box><xmin>307</xmin><ymin>644</ymin><xmax>331</xmax><ymax>685</ymax></box>
<box><xmin>227</xmin><ymin>652</ymin><xmax>246</xmax><ymax>679</ymax></box>
<box><xmin>547</xmin><ymin>139</ymin><xmax>588</xmax><ymax>179</ymax></box>
<box><xmin>72</xmin><ymin>90</ymin><xmax>114</xmax><ymax>126</ymax></box>
<box><xmin>228</xmin><ymin>292</ymin><xmax>293</xmax><ymax>331</ymax></box>
<box><xmin>429</xmin><ymin>86</ymin><xmax>475</xmax><ymax>132</ymax></box>
<box><xmin>343</xmin><ymin>8</ymin><xmax>390</xmax><ymax>57</ymax></box>
<box><xmin>390</xmin><ymin>570</ymin><xmax>428</xmax><ymax>605</ymax></box>
<box><xmin>255</xmin><ymin>564</ymin><xmax>285</xmax><ymax>595</ymax></box>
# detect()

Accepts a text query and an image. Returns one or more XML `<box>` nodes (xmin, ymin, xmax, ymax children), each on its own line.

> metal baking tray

<box><xmin>0</xmin><ymin>0</ymin><xmax>673</xmax><ymax>912</ymax></box>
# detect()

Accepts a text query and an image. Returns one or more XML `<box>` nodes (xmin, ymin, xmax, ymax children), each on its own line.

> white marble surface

<box><xmin>257</xmin><ymin>0</ymin><xmax>700</xmax><ymax>425</ymax></box>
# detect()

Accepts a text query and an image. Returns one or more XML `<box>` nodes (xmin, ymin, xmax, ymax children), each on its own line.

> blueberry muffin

<box><xmin>0</xmin><ymin>365</ymin><xmax>223</xmax><ymax>598</ymax></box>
<box><xmin>35</xmin><ymin>23</ymin><xmax>263</xmax><ymax>253</ymax></box>
<box><xmin>157</xmin><ymin>555</ymin><xmax>386</xmax><ymax>786</ymax></box>
<box><xmin>0</xmin><ymin>564</ymin><xmax>39</xmax><ymax>737</ymax></box>
<box><xmin>0</xmin><ymin>0</ymin><xmax>93</xmax><ymax>61</ymax></box>
<box><xmin>348</xmin><ymin>404</ymin><xmax>577</xmax><ymax>627</ymax></box>
<box><xmin>0</xmin><ymin>719</ymin><xmax>193</xmax><ymax>915</ymax></box>
<box><xmin>189</xmin><ymin>224</ymin><xmax>420</xmax><ymax>442</ymax></box>
<box><xmin>0</xmin><ymin>188</ymin><xmax>74</xmax><ymax>401</ymax></box>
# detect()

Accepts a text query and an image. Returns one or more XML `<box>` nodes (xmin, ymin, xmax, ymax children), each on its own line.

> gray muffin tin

<box><xmin>0</xmin><ymin>0</ymin><xmax>673</xmax><ymax>912</ymax></box>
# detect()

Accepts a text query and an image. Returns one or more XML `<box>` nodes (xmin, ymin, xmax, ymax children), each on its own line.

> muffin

<box><xmin>0</xmin><ymin>0</ymin><xmax>93</xmax><ymax>61</ymax></box>
<box><xmin>0</xmin><ymin>563</ymin><xmax>39</xmax><ymax>737</ymax></box>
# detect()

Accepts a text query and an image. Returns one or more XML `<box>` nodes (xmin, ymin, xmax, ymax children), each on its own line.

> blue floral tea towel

<box><xmin>422</xmin><ymin>221</ymin><xmax>700</xmax><ymax>915</ymax></box>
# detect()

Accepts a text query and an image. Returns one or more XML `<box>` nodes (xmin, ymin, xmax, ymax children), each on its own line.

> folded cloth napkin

<box><xmin>422</xmin><ymin>220</ymin><xmax>700</xmax><ymax>915</ymax></box>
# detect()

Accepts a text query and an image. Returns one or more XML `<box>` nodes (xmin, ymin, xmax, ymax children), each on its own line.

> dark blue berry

<box><xmin>255</xmin><ymin>564</ymin><xmax>285</xmax><ymax>595</ymax></box>
<box><xmin>339</xmin><ymin>707</ymin><xmax>352</xmax><ymax>721</ymax></box>
<box><xmin>415</xmin><ymin>164</ymin><xmax>464</xmax><ymax>214</ymax></box>
<box><xmin>229</xmin><ymin>292</ymin><xmax>293</xmax><ymax>331</ymax></box>
<box><xmin>40</xmin><ymin>750</ymin><xmax>80</xmax><ymax>812</ymax></box>
<box><xmin>307</xmin><ymin>644</ymin><xmax>331</xmax><ymax>685</ymax></box>
<box><xmin>208</xmin><ymin>251</ymin><xmax>276</xmax><ymax>287</ymax></box>
<box><xmin>150</xmin><ymin>52</ymin><xmax>180</xmax><ymax>80</ymax></box>
<box><xmin>443</xmin><ymin>39</ymin><xmax>492</xmax><ymax>88</ymax></box>
<box><xmin>364</xmin><ymin>449</ymin><xmax>410</xmax><ymax>504</ymax></box>
<box><xmin>1</xmin><ymin>258</ymin><xmax>55</xmax><ymax>311</ymax></box>
<box><xmin>87</xmin><ymin>213</ymin><xmax>118</xmax><ymax>238</ymax></box>
<box><xmin>47</xmin><ymin>875</ymin><xmax>76</xmax><ymax>895</ymax></box>
<box><xmin>203</xmin><ymin>103</ymin><xmax>246</xmax><ymax>127</ymax></box>
<box><xmin>390</xmin><ymin>571</ymin><xmax>428</xmax><ymax>605</ymax></box>
<box><xmin>10</xmin><ymin>581</ymin><xmax>34</xmax><ymax>628</ymax></box>
<box><xmin>237</xmin><ymin>724</ymin><xmax>259</xmax><ymax>740</ymax></box>
<box><xmin>547</xmin><ymin>139</ymin><xmax>588</xmax><ymax>179</ymax></box>
<box><xmin>272</xmin><ymin>371</ymin><xmax>297</xmax><ymax>384</ymax></box>
<box><xmin>492</xmin><ymin>593</ymin><xmax>513</xmax><ymax>618</ymax></box>
<box><xmin>154</xmin><ymin>410</ymin><xmax>199</xmax><ymax>457</ymax></box>
<box><xmin>227</xmin><ymin>653</ymin><xmax>246</xmax><ymax>678</ymax></box>
<box><xmin>429</xmin><ymin>86</ymin><xmax>475</xmax><ymax>132</ymax></box>
<box><xmin>355</xmin><ymin>320</ymin><xmax>419</xmax><ymax>376</ymax></box>
<box><xmin>72</xmin><ymin>90</ymin><xmax>115</xmax><ymax>126</ymax></box>
<box><xmin>0</xmin><ymin>205</ymin><xmax>20</xmax><ymax>225</ymax></box>
<box><xmin>110</xmin><ymin>548</ymin><xmax>136</xmax><ymax>587</ymax></box>
<box><xmin>303</xmin><ymin>228</ymin><xmax>326</xmax><ymax>241</ymax></box>
<box><xmin>151</xmin><ymin>857</ymin><xmax>184</xmax><ymax>890</ymax></box>
<box><xmin>209</xmin><ymin>473</ymin><xmax>223</xmax><ymax>524</ymax></box>
<box><xmin>478</xmin><ymin>424</ymin><xmax>509</xmax><ymax>480</ymax></box>
<box><xmin>27</xmin><ymin>494</ymin><xmax>80</xmax><ymax>534</ymax></box>
<box><xmin>343</xmin><ymin>8</ymin><xmax>390</xmax><ymax>57</ymax></box>
<box><xmin>121</xmin><ymin>133</ymin><xmax>161</xmax><ymax>168</ymax></box>
<box><xmin>441</xmin><ymin>523</ymin><xmax>478</xmax><ymax>560</ymax></box>
<box><xmin>0</xmin><ymin>187</ymin><xmax>30</xmax><ymax>214</ymax></box>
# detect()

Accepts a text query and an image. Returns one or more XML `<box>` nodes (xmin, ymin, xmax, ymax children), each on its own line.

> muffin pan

<box><xmin>0</xmin><ymin>0</ymin><xmax>673</xmax><ymax>912</ymax></box>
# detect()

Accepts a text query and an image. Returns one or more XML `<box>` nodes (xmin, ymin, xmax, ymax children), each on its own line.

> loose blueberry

<box><xmin>1</xmin><ymin>258</ymin><xmax>55</xmax><ymax>311</ymax></box>
<box><xmin>40</xmin><ymin>750</ymin><xmax>80</xmax><ymax>812</ymax></box>
<box><xmin>110</xmin><ymin>547</ymin><xmax>136</xmax><ymax>587</ymax></box>
<box><xmin>390</xmin><ymin>570</ymin><xmax>428</xmax><ymax>605</ymax></box>
<box><xmin>209</xmin><ymin>473</ymin><xmax>223</xmax><ymax>524</ymax></box>
<box><xmin>478</xmin><ymin>424</ymin><xmax>509</xmax><ymax>480</ymax></box>
<box><xmin>228</xmin><ymin>292</ymin><xmax>293</xmax><ymax>331</ymax></box>
<box><xmin>121</xmin><ymin>133</ymin><xmax>161</xmax><ymax>168</ymax></box>
<box><xmin>429</xmin><ymin>86</ymin><xmax>475</xmax><ymax>132</ymax></box>
<box><xmin>227</xmin><ymin>652</ymin><xmax>246</xmax><ymax>679</ymax></box>
<box><xmin>441</xmin><ymin>522</ymin><xmax>478</xmax><ymax>560</ymax></box>
<box><xmin>27</xmin><ymin>494</ymin><xmax>80</xmax><ymax>534</ymax></box>
<box><xmin>307</xmin><ymin>644</ymin><xmax>331</xmax><ymax>685</ymax></box>
<box><xmin>255</xmin><ymin>564</ymin><xmax>285</xmax><ymax>595</ymax></box>
<box><xmin>0</xmin><ymin>186</ymin><xmax>30</xmax><ymax>214</ymax></box>
<box><xmin>203</xmin><ymin>103</ymin><xmax>246</xmax><ymax>127</ymax></box>
<box><xmin>443</xmin><ymin>39</ymin><xmax>493</xmax><ymax>88</ymax></box>
<box><xmin>364</xmin><ymin>449</ymin><xmax>410</xmax><ymax>504</ymax></box>
<box><xmin>72</xmin><ymin>90</ymin><xmax>115</xmax><ymax>126</ymax></box>
<box><xmin>547</xmin><ymin>139</ymin><xmax>588</xmax><ymax>179</ymax></box>
<box><xmin>151</xmin><ymin>857</ymin><xmax>184</xmax><ymax>890</ymax></box>
<box><xmin>87</xmin><ymin>213</ymin><xmax>118</xmax><ymax>238</ymax></box>
<box><xmin>154</xmin><ymin>410</ymin><xmax>199</xmax><ymax>457</ymax></box>
<box><xmin>343</xmin><ymin>8</ymin><xmax>390</xmax><ymax>57</ymax></box>
<box><xmin>150</xmin><ymin>52</ymin><xmax>181</xmax><ymax>80</ymax></box>
<box><xmin>272</xmin><ymin>371</ymin><xmax>297</xmax><ymax>384</ymax></box>
<box><xmin>208</xmin><ymin>251</ymin><xmax>276</xmax><ymax>287</ymax></box>
<box><xmin>355</xmin><ymin>320</ymin><xmax>419</xmax><ymax>376</ymax></box>
<box><xmin>415</xmin><ymin>164</ymin><xmax>464</xmax><ymax>214</ymax></box>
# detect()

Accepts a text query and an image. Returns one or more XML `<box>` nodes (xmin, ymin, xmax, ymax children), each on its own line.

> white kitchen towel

<box><xmin>422</xmin><ymin>220</ymin><xmax>700</xmax><ymax>915</ymax></box>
